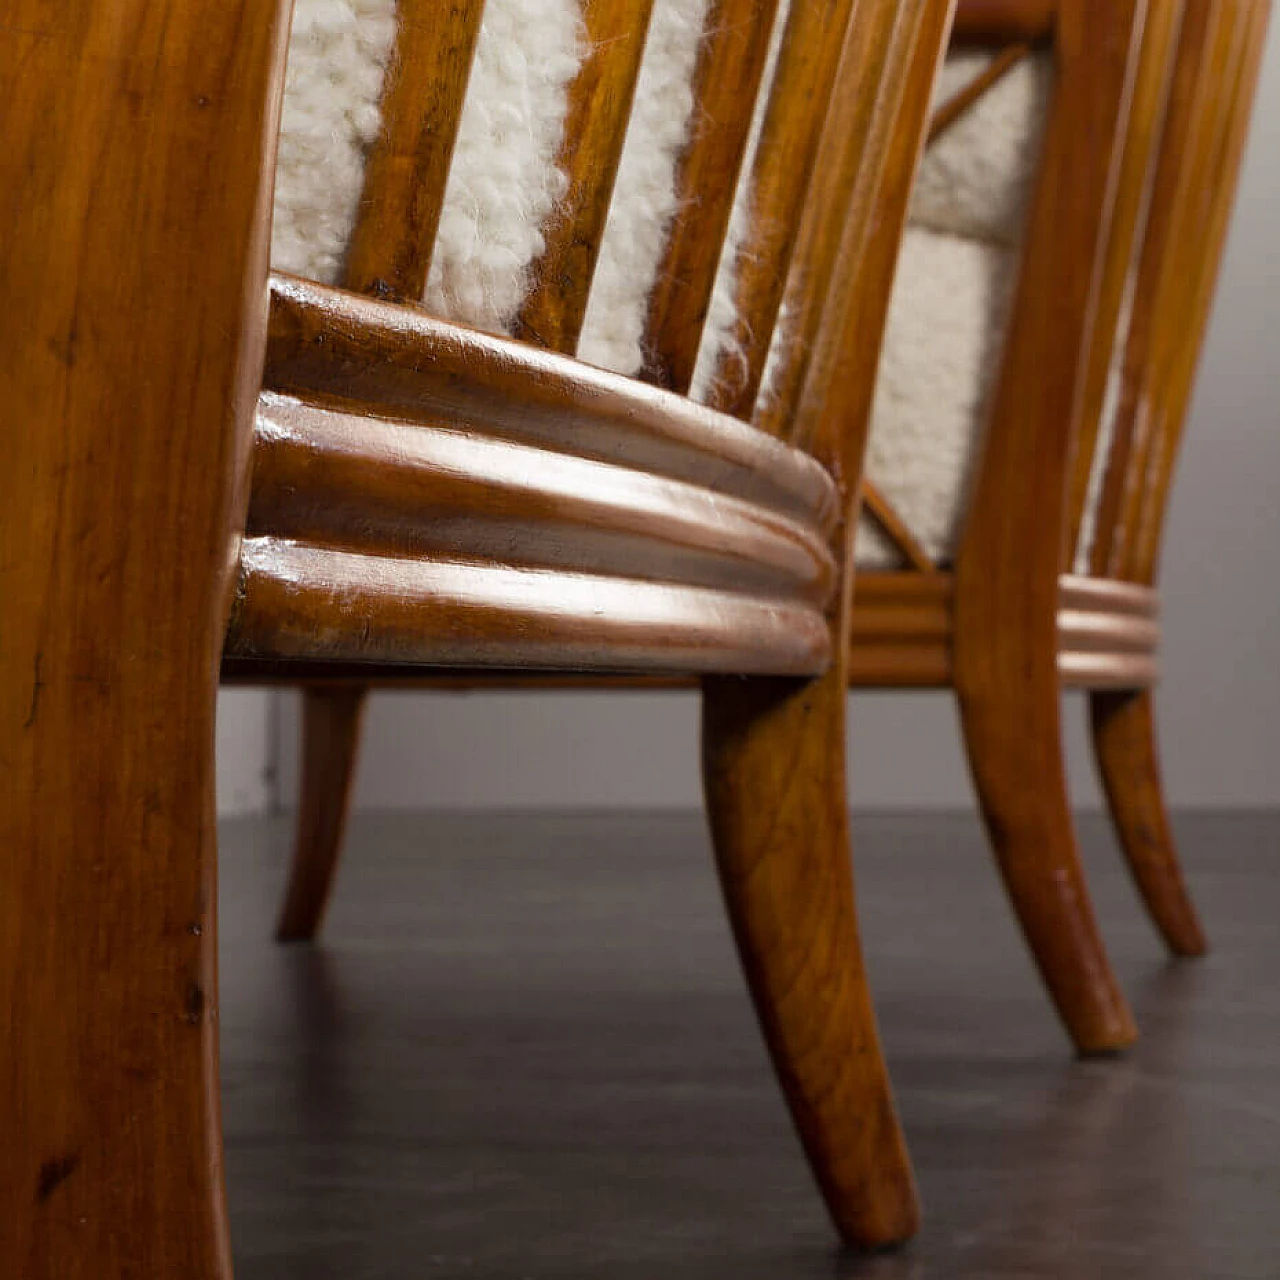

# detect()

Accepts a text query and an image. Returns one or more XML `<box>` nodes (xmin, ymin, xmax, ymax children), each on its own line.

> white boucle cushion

<box><xmin>854</xmin><ymin>50</ymin><xmax>1052</xmax><ymax>567</ymax></box>
<box><xmin>910</xmin><ymin>50</ymin><xmax>1054</xmax><ymax>246</ymax></box>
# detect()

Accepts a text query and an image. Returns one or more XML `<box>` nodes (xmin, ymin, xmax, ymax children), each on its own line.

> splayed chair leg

<box><xmin>702</xmin><ymin>670</ymin><xmax>919</xmax><ymax>1249</ymax></box>
<box><xmin>1090</xmin><ymin>689</ymin><xmax>1206</xmax><ymax>957</ymax></box>
<box><xmin>954</xmin><ymin>674</ymin><xmax>1139</xmax><ymax>1055</ymax></box>
<box><xmin>277</xmin><ymin>686</ymin><xmax>368</xmax><ymax>941</ymax></box>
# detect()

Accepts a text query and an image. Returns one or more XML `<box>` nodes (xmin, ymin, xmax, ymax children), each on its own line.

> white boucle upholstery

<box><xmin>859</xmin><ymin>228</ymin><xmax>1020</xmax><ymax>566</ymax></box>
<box><xmin>910</xmin><ymin>50</ymin><xmax>1054</xmax><ymax>246</ymax></box>
<box><xmin>854</xmin><ymin>51</ymin><xmax>1052</xmax><ymax>567</ymax></box>
<box><xmin>425</xmin><ymin>0</ymin><xmax>584</xmax><ymax>333</ymax></box>
<box><xmin>270</xmin><ymin>10</ymin><xmax>1059</xmax><ymax>571</ymax></box>
<box><xmin>271</xmin><ymin>0</ymin><xmax>398</xmax><ymax>284</ymax></box>
<box><xmin>579</xmin><ymin>0</ymin><xmax>715</xmax><ymax>377</ymax></box>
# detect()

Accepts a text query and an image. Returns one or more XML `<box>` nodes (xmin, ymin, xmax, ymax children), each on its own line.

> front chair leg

<box><xmin>277</xmin><ymin>685</ymin><xmax>369</xmax><ymax>941</ymax></box>
<box><xmin>1089</xmin><ymin>689</ymin><xmax>1207</xmax><ymax>957</ymax></box>
<box><xmin>1</xmin><ymin>656</ymin><xmax>234</xmax><ymax>1280</ymax></box>
<box><xmin>702</xmin><ymin>670</ymin><xmax>918</xmax><ymax>1249</ymax></box>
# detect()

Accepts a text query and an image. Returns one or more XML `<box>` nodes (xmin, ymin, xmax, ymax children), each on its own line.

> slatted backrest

<box><xmin>292</xmin><ymin>0</ymin><xmax>953</xmax><ymax>476</ymax></box>
<box><xmin>845</xmin><ymin>0</ymin><xmax>1266</xmax><ymax>581</ymax></box>
<box><xmin>1084</xmin><ymin>0</ymin><xmax>1270</xmax><ymax>582</ymax></box>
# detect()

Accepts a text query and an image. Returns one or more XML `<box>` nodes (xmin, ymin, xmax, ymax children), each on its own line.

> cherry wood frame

<box><xmin>268</xmin><ymin>0</ymin><xmax>1270</xmax><ymax>1061</ymax></box>
<box><xmin>3</xmin><ymin>0</ymin><xmax>957</xmax><ymax>1272</ymax></box>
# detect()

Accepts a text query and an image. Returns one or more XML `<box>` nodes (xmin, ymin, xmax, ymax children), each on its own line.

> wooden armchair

<box><xmin>851</xmin><ymin>0</ymin><xmax>1270</xmax><ymax>1055</ymax></box>
<box><xmin>270</xmin><ymin>0</ymin><xmax>1271</xmax><ymax>1062</ymax></box>
<box><xmin>3</xmin><ymin>0</ymin><xmax>952</xmax><ymax>1274</ymax></box>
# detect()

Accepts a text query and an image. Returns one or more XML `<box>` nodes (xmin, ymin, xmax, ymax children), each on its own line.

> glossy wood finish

<box><xmin>250</xmin><ymin>393</ymin><xmax>836</xmax><ymax>601</ymax></box>
<box><xmin>342</xmin><ymin>0</ymin><xmax>484</xmax><ymax>300</ymax></box>
<box><xmin>703</xmin><ymin>0</ymin><xmax>860</xmax><ymax>418</ymax></box>
<box><xmin>0</xmin><ymin>2</ymin><xmax>291</xmax><ymax>1277</ymax></box>
<box><xmin>640</xmin><ymin>0</ymin><xmax>783</xmax><ymax>392</ymax></box>
<box><xmin>514</xmin><ymin>0</ymin><xmax>657</xmax><ymax>351</ymax></box>
<box><xmin>953</xmin><ymin>0</ymin><xmax>1150</xmax><ymax>1055</ymax></box>
<box><xmin>1090</xmin><ymin>690</ymin><xmax>1207</xmax><ymax>956</ymax></box>
<box><xmin>1091</xmin><ymin>0</ymin><xmax>1270</xmax><ymax>584</ymax></box>
<box><xmin>1064</xmin><ymin>0</ymin><xmax>1186</xmax><ymax>559</ymax></box>
<box><xmin>277</xmin><ymin>687</ymin><xmax>368</xmax><ymax>940</ymax></box>
<box><xmin>265</xmin><ymin>276</ymin><xmax>837</xmax><ymax>527</ymax></box>
<box><xmin>232</xmin><ymin>281</ymin><xmax>843</xmax><ymax>676</ymax></box>
<box><xmin>231</xmin><ymin>537</ymin><xmax>832</xmax><ymax>674</ymax></box>
<box><xmin>1083</xmin><ymin>0</ymin><xmax>1270</xmax><ymax>959</ymax></box>
<box><xmin>252</xmin><ymin>0</ymin><xmax>953</xmax><ymax>1247</ymax></box>
<box><xmin>701</xmin><ymin>0</ymin><xmax>951</xmax><ymax>1248</ymax></box>
<box><xmin>702</xmin><ymin>672</ymin><xmax>919</xmax><ymax>1247</ymax></box>
<box><xmin>848</xmin><ymin>573</ymin><xmax>1160</xmax><ymax>689</ymax></box>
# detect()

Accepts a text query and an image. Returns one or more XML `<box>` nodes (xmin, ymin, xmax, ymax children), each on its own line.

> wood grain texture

<box><xmin>229</xmin><ymin>538</ymin><xmax>832</xmax><ymax>675</ymax></box>
<box><xmin>640</xmin><ymin>0</ymin><xmax>783</xmax><ymax>393</ymax></box>
<box><xmin>277</xmin><ymin>687</ymin><xmax>369</xmax><ymax>940</ymax></box>
<box><xmin>514</xmin><ymin>0</ymin><xmax>657</xmax><ymax>351</ymax></box>
<box><xmin>1065</xmin><ymin>0</ymin><xmax>1185</xmax><ymax>560</ymax></box>
<box><xmin>1090</xmin><ymin>690</ymin><xmax>1207</xmax><ymax>956</ymax></box>
<box><xmin>1087</xmin><ymin>0</ymin><xmax>1229</xmax><ymax>579</ymax></box>
<box><xmin>0</xmin><ymin>2</ymin><xmax>291</xmax><ymax>1277</ymax></box>
<box><xmin>341</xmin><ymin>0</ymin><xmax>485</xmax><ymax>299</ymax></box>
<box><xmin>1125</xmin><ymin>0</ymin><xmax>1269</xmax><ymax>582</ymax></box>
<box><xmin>953</xmin><ymin>0</ymin><xmax>1150</xmax><ymax>1055</ymax></box>
<box><xmin>250</xmin><ymin>393</ymin><xmax>836</xmax><ymax>601</ymax></box>
<box><xmin>267</xmin><ymin>275</ymin><xmax>838</xmax><ymax>530</ymax></box>
<box><xmin>753</xmin><ymin>0</ymin><xmax>909</xmax><ymax>440</ymax></box>
<box><xmin>793</xmin><ymin>0</ymin><xmax>954</xmax><ymax>479</ymax></box>
<box><xmin>701</xmin><ymin>0</ymin><xmax>952</xmax><ymax>1248</ymax></box>
<box><xmin>703</xmin><ymin>0</ymin><xmax>860</xmax><ymax>418</ymax></box>
<box><xmin>702</xmin><ymin>671</ymin><xmax>919</xmax><ymax>1247</ymax></box>
<box><xmin>1093</xmin><ymin>0</ymin><xmax>1271</xmax><ymax>583</ymax></box>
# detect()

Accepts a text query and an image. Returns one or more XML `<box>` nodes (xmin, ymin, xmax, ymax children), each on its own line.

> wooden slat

<box><xmin>860</xmin><ymin>481</ymin><xmax>935</xmax><ymax>572</ymax></box>
<box><xmin>791</xmin><ymin>0</ymin><xmax>953</xmax><ymax>497</ymax></box>
<box><xmin>513</xmin><ymin>0</ymin><xmax>656</xmax><ymax>353</ymax></box>
<box><xmin>1087</xmin><ymin>0</ymin><xmax>1247</xmax><ymax>579</ymax></box>
<box><xmin>1127</xmin><ymin>0</ymin><xmax>1270</xmax><ymax>582</ymax></box>
<box><xmin>640</xmin><ymin>0</ymin><xmax>783</xmax><ymax>393</ymax></box>
<box><xmin>342</xmin><ymin>0</ymin><xmax>485</xmax><ymax>299</ymax></box>
<box><xmin>752</xmin><ymin>0</ymin><xmax>906</xmax><ymax>440</ymax></box>
<box><xmin>227</xmin><ymin>539</ymin><xmax>831</xmax><ymax>676</ymax></box>
<box><xmin>1064</xmin><ymin>0</ymin><xmax>1186</xmax><ymax>559</ymax></box>
<box><xmin>702</xmin><ymin>0</ymin><xmax>861</xmax><ymax>419</ymax></box>
<box><xmin>266</xmin><ymin>274</ymin><xmax>839</xmax><ymax>531</ymax></box>
<box><xmin>928</xmin><ymin>41</ymin><xmax>1032</xmax><ymax>143</ymax></box>
<box><xmin>250</xmin><ymin>392</ymin><xmax>837</xmax><ymax>603</ymax></box>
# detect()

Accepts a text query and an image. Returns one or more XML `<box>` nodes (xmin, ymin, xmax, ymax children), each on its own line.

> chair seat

<box><xmin>223</xmin><ymin>276</ymin><xmax>839</xmax><ymax>676</ymax></box>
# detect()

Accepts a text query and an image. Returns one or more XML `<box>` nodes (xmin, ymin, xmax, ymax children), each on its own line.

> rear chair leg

<box><xmin>277</xmin><ymin>685</ymin><xmax>369</xmax><ymax>941</ymax></box>
<box><xmin>702</xmin><ymin>670</ymin><xmax>919</xmax><ymax>1249</ymax></box>
<box><xmin>1090</xmin><ymin>689</ymin><xmax>1207</xmax><ymax>957</ymax></box>
<box><xmin>955</xmin><ymin>674</ymin><xmax>1138</xmax><ymax>1055</ymax></box>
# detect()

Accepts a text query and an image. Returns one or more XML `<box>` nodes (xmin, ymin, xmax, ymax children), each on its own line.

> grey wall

<box><xmin>262</xmin><ymin>26</ymin><xmax>1280</xmax><ymax>814</ymax></box>
<box><xmin>216</xmin><ymin>690</ymin><xmax>275</xmax><ymax>815</ymax></box>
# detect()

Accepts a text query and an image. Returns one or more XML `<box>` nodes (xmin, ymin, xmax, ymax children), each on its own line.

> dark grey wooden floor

<box><xmin>218</xmin><ymin>809</ymin><xmax>1280</xmax><ymax>1280</ymax></box>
